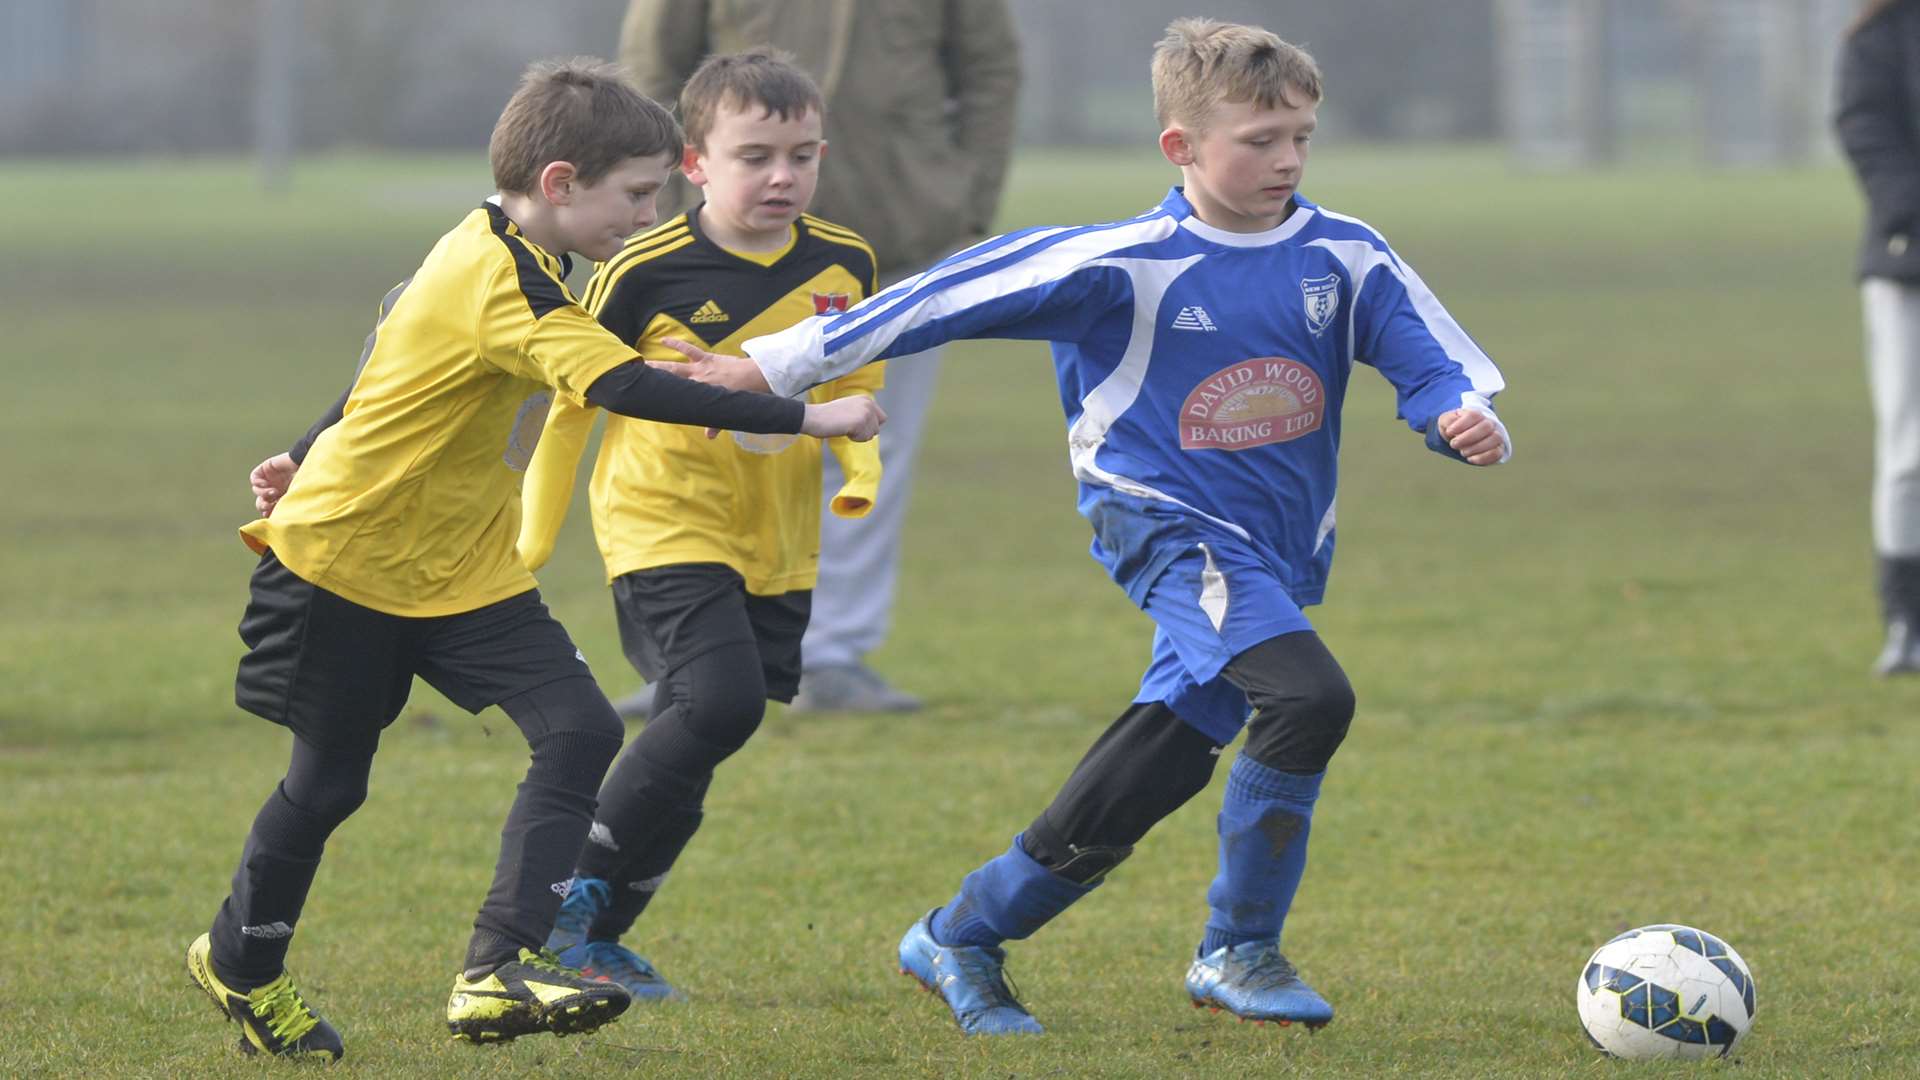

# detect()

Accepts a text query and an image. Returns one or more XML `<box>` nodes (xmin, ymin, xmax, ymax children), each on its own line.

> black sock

<box><xmin>593</xmin><ymin>801</ymin><xmax>705</xmax><ymax>940</ymax></box>
<box><xmin>208</xmin><ymin>784</ymin><xmax>329</xmax><ymax>989</ymax></box>
<box><xmin>465</xmin><ymin>729</ymin><xmax>620</xmax><ymax>971</ymax></box>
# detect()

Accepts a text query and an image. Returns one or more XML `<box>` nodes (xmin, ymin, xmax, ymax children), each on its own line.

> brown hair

<box><xmin>678</xmin><ymin>46</ymin><xmax>826</xmax><ymax>150</ymax></box>
<box><xmin>489</xmin><ymin>57</ymin><xmax>682</xmax><ymax>195</ymax></box>
<box><xmin>1151</xmin><ymin>18</ymin><xmax>1323</xmax><ymax>131</ymax></box>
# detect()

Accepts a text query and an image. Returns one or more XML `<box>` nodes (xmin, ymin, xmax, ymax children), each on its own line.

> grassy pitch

<box><xmin>2</xmin><ymin>146</ymin><xmax>1916</xmax><ymax>1077</ymax></box>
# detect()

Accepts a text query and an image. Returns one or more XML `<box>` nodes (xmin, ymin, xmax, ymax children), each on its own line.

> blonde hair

<box><xmin>1151</xmin><ymin>18</ymin><xmax>1322</xmax><ymax>131</ymax></box>
<box><xmin>490</xmin><ymin>57</ymin><xmax>681</xmax><ymax>195</ymax></box>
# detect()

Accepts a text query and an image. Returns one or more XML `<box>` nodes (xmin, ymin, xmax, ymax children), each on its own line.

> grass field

<box><xmin>3</xmin><ymin>144</ymin><xmax>1917</xmax><ymax>1078</ymax></box>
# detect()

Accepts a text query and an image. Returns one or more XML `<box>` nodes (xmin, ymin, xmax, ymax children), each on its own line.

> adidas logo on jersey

<box><xmin>690</xmin><ymin>299</ymin><xmax>730</xmax><ymax>324</ymax></box>
<box><xmin>1171</xmin><ymin>305</ymin><xmax>1217</xmax><ymax>331</ymax></box>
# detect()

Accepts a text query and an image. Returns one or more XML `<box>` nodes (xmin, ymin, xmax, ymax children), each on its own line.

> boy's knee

<box><xmin>1243</xmin><ymin>682</ymin><xmax>1352</xmax><ymax>772</ymax></box>
<box><xmin>507</xmin><ymin>675</ymin><xmax>625</xmax><ymax>742</ymax></box>
<box><xmin>1229</xmin><ymin>635</ymin><xmax>1355</xmax><ymax>772</ymax></box>
<box><xmin>284</xmin><ymin>775</ymin><xmax>368</xmax><ymax>830</ymax></box>
<box><xmin>668</xmin><ymin>650</ymin><xmax>768</xmax><ymax>753</ymax></box>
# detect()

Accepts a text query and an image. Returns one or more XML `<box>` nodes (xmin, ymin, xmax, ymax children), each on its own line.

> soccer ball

<box><xmin>1576</xmin><ymin>924</ymin><xmax>1756</xmax><ymax>1060</ymax></box>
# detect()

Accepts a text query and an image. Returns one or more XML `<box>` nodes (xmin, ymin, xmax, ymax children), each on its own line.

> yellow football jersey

<box><xmin>519</xmin><ymin>210</ymin><xmax>883</xmax><ymax>595</ymax></box>
<box><xmin>242</xmin><ymin>202</ymin><xmax>637</xmax><ymax>616</ymax></box>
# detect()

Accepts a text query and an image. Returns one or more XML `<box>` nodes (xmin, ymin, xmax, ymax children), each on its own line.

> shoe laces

<box><xmin>248</xmin><ymin>973</ymin><xmax>320</xmax><ymax>1044</ymax></box>
<box><xmin>582</xmin><ymin>941</ymin><xmax>662</xmax><ymax>984</ymax></box>
<box><xmin>950</xmin><ymin>947</ymin><xmax>1025</xmax><ymax>1013</ymax></box>
<box><xmin>519</xmin><ymin>946</ymin><xmax>577</xmax><ymax>977</ymax></box>
<box><xmin>1230</xmin><ymin>945</ymin><xmax>1302</xmax><ymax>992</ymax></box>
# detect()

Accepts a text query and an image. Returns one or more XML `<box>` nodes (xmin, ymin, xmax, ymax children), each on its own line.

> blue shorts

<box><xmin>1132</xmin><ymin>540</ymin><xmax>1315</xmax><ymax>745</ymax></box>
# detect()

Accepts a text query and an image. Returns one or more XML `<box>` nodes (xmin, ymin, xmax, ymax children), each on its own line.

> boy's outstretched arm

<box><xmin>654</xmin><ymin>338</ymin><xmax>772</xmax><ymax>393</ymax></box>
<box><xmin>659</xmin><ymin>233</ymin><xmax>1125</xmax><ymax>398</ymax></box>
<box><xmin>584</xmin><ymin>359</ymin><xmax>882</xmax><ymax>441</ymax></box>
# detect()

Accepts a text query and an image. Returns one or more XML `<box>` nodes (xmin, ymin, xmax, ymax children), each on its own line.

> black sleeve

<box><xmin>288</xmin><ymin>385</ymin><xmax>350</xmax><ymax>464</ymax></box>
<box><xmin>585</xmin><ymin>361</ymin><xmax>806</xmax><ymax>434</ymax></box>
<box><xmin>1836</xmin><ymin>23</ymin><xmax>1920</xmax><ymax>240</ymax></box>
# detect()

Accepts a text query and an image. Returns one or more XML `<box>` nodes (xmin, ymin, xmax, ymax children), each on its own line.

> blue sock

<box><xmin>929</xmin><ymin>834</ymin><xmax>1094</xmax><ymax>948</ymax></box>
<box><xmin>1200</xmin><ymin>757</ymin><xmax>1323</xmax><ymax>957</ymax></box>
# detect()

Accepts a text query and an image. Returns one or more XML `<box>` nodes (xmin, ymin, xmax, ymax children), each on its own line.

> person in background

<box><xmin>1836</xmin><ymin>0</ymin><xmax>1920</xmax><ymax>676</ymax></box>
<box><xmin>619</xmin><ymin>0</ymin><xmax>1022</xmax><ymax>713</ymax></box>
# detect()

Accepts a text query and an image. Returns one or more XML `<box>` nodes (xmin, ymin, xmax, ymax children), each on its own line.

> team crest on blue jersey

<box><xmin>1301</xmin><ymin>274</ymin><xmax>1340</xmax><ymax>336</ymax></box>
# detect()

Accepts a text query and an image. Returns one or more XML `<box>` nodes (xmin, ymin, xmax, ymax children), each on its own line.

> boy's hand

<box><xmin>656</xmin><ymin>338</ymin><xmax>773</xmax><ymax>394</ymax></box>
<box><xmin>800</xmin><ymin>395</ymin><xmax>886</xmax><ymax>442</ymax></box>
<box><xmin>1437</xmin><ymin>408</ymin><xmax>1509</xmax><ymax>466</ymax></box>
<box><xmin>250</xmin><ymin>452</ymin><xmax>298</xmax><ymax>516</ymax></box>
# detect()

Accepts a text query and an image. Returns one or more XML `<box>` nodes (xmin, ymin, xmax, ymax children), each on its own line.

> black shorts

<box><xmin>235</xmin><ymin>550</ymin><xmax>593</xmax><ymax>749</ymax></box>
<box><xmin>611</xmin><ymin>563</ymin><xmax>810</xmax><ymax>703</ymax></box>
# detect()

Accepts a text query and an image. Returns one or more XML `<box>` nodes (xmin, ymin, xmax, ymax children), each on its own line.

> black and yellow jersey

<box><xmin>243</xmin><ymin>201</ymin><xmax>638</xmax><ymax>616</ymax></box>
<box><xmin>519</xmin><ymin>208</ymin><xmax>883</xmax><ymax>594</ymax></box>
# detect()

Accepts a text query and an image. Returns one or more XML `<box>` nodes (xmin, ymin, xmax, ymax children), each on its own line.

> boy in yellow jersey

<box><xmin>183</xmin><ymin>58</ymin><xmax>883</xmax><ymax>1060</ymax></box>
<box><xmin>516</xmin><ymin>48</ymin><xmax>881</xmax><ymax>1001</ymax></box>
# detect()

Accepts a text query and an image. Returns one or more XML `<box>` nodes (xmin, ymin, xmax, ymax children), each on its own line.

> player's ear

<box><xmin>681</xmin><ymin>144</ymin><xmax>709</xmax><ymax>187</ymax></box>
<box><xmin>1159</xmin><ymin>126</ymin><xmax>1195</xmax><ymax>167</ymax></box>
<box><xmin>538</xmin><ymin>161</ymin><xmax>579</xmax><ymax>205</ymax></box>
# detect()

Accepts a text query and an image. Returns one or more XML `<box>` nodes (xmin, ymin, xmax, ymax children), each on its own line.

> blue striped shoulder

<box><xmin>878</xmin><ymin>206</ymin><xmax>1186</xmax><ymax>302</ymax></box>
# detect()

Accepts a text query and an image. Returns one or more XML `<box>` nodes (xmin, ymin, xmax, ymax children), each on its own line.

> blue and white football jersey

<box><xmin>745</xmin><ymin>186</ymin><xmax>1505</xmax><ymax>610</ymax></box>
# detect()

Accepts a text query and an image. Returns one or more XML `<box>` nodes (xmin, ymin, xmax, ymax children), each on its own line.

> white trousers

<box><xmin>803</xmin><ymin>346</ymin><xmax>944</xmax><ymax>669</ymax></box>
<box><xmin>1865</xmin><ymin>278</ymin><xmax>1920</xmax><ymax>556</ymax></box>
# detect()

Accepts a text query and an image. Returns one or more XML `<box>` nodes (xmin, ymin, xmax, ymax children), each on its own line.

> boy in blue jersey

<box><xmin>664</xmin><ymin>19</ymin><xmax>1512</xmax><ymax>1035</ymax></box>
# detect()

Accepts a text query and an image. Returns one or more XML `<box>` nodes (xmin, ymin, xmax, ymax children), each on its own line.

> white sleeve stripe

<box><xmin>824</xmin><ymin>213</ymin><xmax>1178</xmax><ymax>349</ymax></box>
<box><xmin>1307</xmin><ymin>235</ymin><xmax>1503</xmax><ymax>396</ymax></box>
<box><xmin>822</xmin><ymin>226</ymin><xmax>1075</xmax><ymax>341</ymax></box>
<box><xmin>745</xmin><ymin>215</ymin><xmax>1181</xmax><ymax>394</ymax></box>
<box><xmin>1394</xmin><ymin>257</ymin><xmax>1504</xmax><ymax>395</ymax></box>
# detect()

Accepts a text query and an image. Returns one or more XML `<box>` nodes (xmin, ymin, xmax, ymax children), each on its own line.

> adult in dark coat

<box><xmin>1836</xmin><ymin>0</ymin><xmax>1920</xmax><ymax>674</ymax></box>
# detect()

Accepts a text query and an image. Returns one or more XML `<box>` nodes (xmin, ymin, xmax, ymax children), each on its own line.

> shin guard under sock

<box><xmin>209</xmin><ymin>783</ymin><xmax>330</xmax><ymax>988</ymax></box>
<box><xmin>1201</xmin><ymin>757</ymin><xmax>1323</xmax><ymax>956</ymax></box>
<box><xmin>929</xmin><ymin>834</ymin><xmax>1095</xmax><ymax>948</ymax></box>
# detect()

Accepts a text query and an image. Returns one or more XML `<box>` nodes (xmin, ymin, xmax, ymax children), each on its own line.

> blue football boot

<box><xmin>546</xmin><ymin>876</ymin><xmax>610</xmax><ymax>955</ymax></box>
<box><xmin>558</xmin><ymin>939</ymin><xmax>681</xmax><ymax>1002</ymax></box>
<box><xmin>1185</xmin><ymin>941</ymin><xmax>1334</xmax><ymax>1028</ymax></box>
<box><xmin>546</xmin><ymin>876</ymin><xmax>681</xmax><ymax>1001</ymax></box>
<box><xmin>897</xmin><ymin>911</ymin><xmax>1043</xmax><ymax>1035</ymax></box>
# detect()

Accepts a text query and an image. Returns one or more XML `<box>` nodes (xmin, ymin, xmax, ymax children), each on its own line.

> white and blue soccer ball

<box><xmin>1576</xmin><ymin>924</ymin><xmax>1756</xmax><ymax>1060</ymax></box>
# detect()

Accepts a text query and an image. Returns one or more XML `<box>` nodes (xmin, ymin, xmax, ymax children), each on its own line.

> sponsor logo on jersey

<box><xmin>812</xmin><ymin>291</ymin><xmax>851</xmax><ymax>315</ymax></box>
<box><xmin>1178</xmin><ymin>357</ymin><xmax>1325</xmax><ymax>451</ymax></box>
<box><xmin>690</xmin><ymin>299</ymin><xmax>730</xmax><ymax>324</ymax></box>
<box><xmin>1170</xmin><ymin>305</ymin><xmax>1217</xmax><ymax>331</ymax></box>
<box><xmin>241</xmin><ymin>921</ymin><xmax>295</xmax><ymax>939</ymax></box>
<box><xmin>503</xmin><ymin>391</ymin><xmax>553</xmax><ymax>471</ymax></box>
<box><xmin>732</xmin><ymin>431</ymin><xmax>800</xmax><ymax>455</ymax></box>
<box><xmin>1301</xmin><ymin>274</ymin><xmax>1340</xmax><ymax>336</ymax></box>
